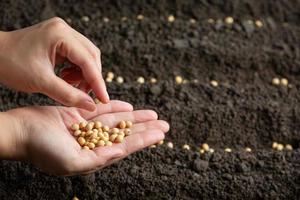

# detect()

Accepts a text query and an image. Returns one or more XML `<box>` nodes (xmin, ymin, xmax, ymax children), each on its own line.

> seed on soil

<box><xmin>150</xmin><ymin>77</ymin><xmax>157</xmax><ymax>84</ymax></box>
<box><xmin>73</xmin><ymin>130</ymin><xmax>81</xmax><ymax>137</ymax></box>
<box><xmin>199</xmin><ymin>149</ymin><xmax>205</xmax><ymax>154</ymax></box>
<box><xmin>175</xmin><ymin>76</ymin><xmax>183</xmax><ymax>84</ymax></box>
<box><xmin>72</xmin><ymin>196</ymin><xmax>79</xmax><ymax>200</ymax></box>
<box><xmin>272</xmin><ymin>78</ymin><xmax>280</xmax><ymax>85</ymax></box>
<box><xmin>189</xmin><ymin>18</ymin><xmax>196</xmax><ymax>24</ymax></box>
<box><xmin>245</xmin><ymin>147</ymin><xmax>252</xmax><ymax>152</ymax></box>
<box><xmin>125</xmin><ymin>121</ymin><xmax>133</xmax><ymax>128</ymax></box>
<box><xmin>285</xmin><ymin>144</ymin><xmax>293</xmax><ymax>150</ymax></box>
<box><xmin>103</xmin><ymin>17</ymin><xmax>109</xmax><ymax>23</ymax></box>
<box><xmin>276</xmin><ymin>144</ymin><xmax>284</xmax><ymax>151</ymax></box>
<box><xmin>168</xmin><ymin>15</ymin><xmax>175</xmax><ymax>22</ymax></box>
<box><xmin>158</xmin><ymin>140</ymin><xmax>164</xmax><ymax>145</ymax></box>
<box><xmin>167</xmin><ymin>142</ymin><xmax>173</xmax><ymax>148</ymax></box>
<box><xmin>225</xmin><ymin>16</ymin><xmax>234</xmax><ymax>24</ymax></box>
<box><xmin>94</xmin><ymin>121</ymin><xmax>102</xmax><ymax>129</ymax></box>
<box><xmin>202</xmin><ymin>143</ymin><xmax>210</xmax><ymax>151</ymax></box>
<box><xmin>207</xmin><ymin>18</ymin><xmax>215</xmax><ymax>24</ymax></box>
<box><xmin>107</xmin><ymin>72</ymin><xmax>114</xmax><ymax>79</ymax></box>
<box><xmin>78</xmin><ymin>137</ymin><xmax>86</xmax><ymax>146</ymax></box>
<box><xmin>71</xmin><ymin>123</ymin><xmax>80</xmax><ymax>131</ymax></box>
<box><xmin>118</xmin><ymin>120</ymin><xmax>126</xmax><ymax>129</ymax></box>
<box><xmin>280</xmin><ymin>78</ymin><xmax>288</xmax><ymax>86</ymax></box>
<box><xmin>150</xmin><ymin>144</ymin><xmax>156</xmax><ymax>148</ymax></box>
<box><xmin>255</xmin><ymin>20</ymin><xmax>263</xmax><ymax>27</ymax></box>
<box><xmin>116</xmin><ymin>76</ymin><xmax>124</xmax><ymax>83</ymax></box>
<box><xmin>81</xmin><ymin>16</ymin><xmax>90</xmax><ymax>22</ymax></box>
<box><xmin>210</xmin><ymin>80</ymin><xmax>218</xmax><ymax>87</ymax></box>
<box><xmin>137</xmin><ymin>76</ymin><xmax>145</xmax><ymax>84</ymax></box>
<box><xmin>272</xmin><ymin>142</ymin><xmax>278</xmax><ymax>149</ymax></box>
<box><xmin>137</xmin><ymin>14</ymin><xmax>144</xmax><ymax>20</ymax></box>
<box><xmin>106</xmin><ymin>77</ymin><xmax>113</xmax><ymax>82</ymax></box>
<box><xmin>121</xmin><ymin>16</ymin><xmax>127</xmax><ymax>21</ymax></box>
<box><xmin>224</xmin><ymin>148</ymin><xmax>232</xmax><ymax>153</ymax></box>
<box><xmin>209</xmin><ymin>148</ymin><xmax>215</xmax><ymax>153</ymax></box>
<box><xmin>182</xmin><ymin>144</ymin><xmax>190</xmax><ymax>150</ymax></box>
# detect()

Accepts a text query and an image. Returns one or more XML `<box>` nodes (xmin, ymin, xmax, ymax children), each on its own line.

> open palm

<box><xmin>11</xmin><ymin>100</ymin><xmax>169</xmax><ymax>175</ymax></box>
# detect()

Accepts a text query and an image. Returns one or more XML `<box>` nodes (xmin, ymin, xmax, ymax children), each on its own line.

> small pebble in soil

<box><xmin>189</xmin><ymin>18</ymin><xmax>196</xmax><ymax>24</ymax></box>
<box><xmin>175</xmin><ymin>76</ymin><xmax>183</xmax><ymax>84</ymax></box>
<box><xmin>272</xmin><ymin>77</ymin><xmax>280</xmax><ymax>85</ymax></box>
<box><xmin>167</xmin><ymin>142</ymin><xmax>173</xmax><ymax>148</ymax></box>
<box><xmin>280</xmin><ymin>78</ymin><xmax>288</xmax><ymax>86</ymax></box>
<box><xmin>207</xmin><ymin>18</ymin><xmax>214</xmax><ymax>24</ymax></box>
<box><xmin>116</xmin><ymin>76</ymin><xmax>124</xmax><ymax>83</ymax></box>
<box><xmin>202</xmin><ymin>143</ymin><xmax>210</xmax><ymax>151</ymax></box>
<box><xmin>286</xmin><ymin>144</ymin><xmax>293</xmax><ymax>150</ymax></box>
<box><xmin>103</xmin><ymin>17</ymin><xmax>109</xmax><ymax>23</ymax></box>
<box><xmin>81</xmin><ymin>16</ymin><xmax>90</xmax><ymax>22</ymax></box>
<box><xmin>137</xmin><ymin>76</ymin><xmax>145</xmax><ymax>84</ymax></box>
<box><xmin>224</xmin><ymin>148</ymin><xmax>232</xmax><ymax>153</ymax></box>
<box><xmin>182</xmin><ymin>144</ymin><xmax>190</xmax><ymax>150</ymax></box>
<box><xmin>245</xmin><ymin>147</ymin><xmax>252</xmax><ymax>152</ymax></box>
<box><xmin>210</xmin><ymin>80</ymin><xmax>218</xmax><ymax>87</ymax></box>
<box><xmin>193</xmin><ymin>159</ymin><xmax>209</xmax><ymax>172</ymax></box>
<box><xmin>255</xmin><ymin>20</ymin><xmax>263</xmax><ymax>28</ymax></box>
<box><xmin>157</xmin><ymin>140</ymin><xmax>164</xmax><ymax>145</ymax></box>
<box><xmin>150</xmin><ymin>77</ymin><xmax>157</xmax><ymax>84</ymax></box>
<box><xmin>168</xmin><ymin>15</ymin><xmax>175</xmax><ymax>23</ymax></box>
<box><xmin>225</xmin><ymin>16</ymin><xmax>234</xmax><ymax>25</ymax></box>
<box><xmin>137</xmin><ymin>14</ymin><xmax>144</xmax><ymax>20</ymax></box>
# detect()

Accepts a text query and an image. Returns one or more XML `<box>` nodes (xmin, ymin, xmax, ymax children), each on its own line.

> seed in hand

<box><xmin>71</xmin><ymin>120</ymin><xmax>133</xmax><ymax>149</ymax></box>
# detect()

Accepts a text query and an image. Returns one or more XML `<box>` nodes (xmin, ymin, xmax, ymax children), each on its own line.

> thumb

<box><xmin>42</xmin><ymin>75</ymin><xmax>96</xmax><ymax>111</ymax></box>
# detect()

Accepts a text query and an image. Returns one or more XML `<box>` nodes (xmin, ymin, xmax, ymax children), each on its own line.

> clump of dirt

<box><xmin>0</xmin><ymin>0</ymin><xmax>300</xmax><ymax>199</ymax></box>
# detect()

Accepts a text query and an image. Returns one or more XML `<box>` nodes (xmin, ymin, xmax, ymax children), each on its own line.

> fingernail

<box><xmin>79</xmin><ymin>100</ymin><xmax>96</xmax><ymax>111</ymax></box>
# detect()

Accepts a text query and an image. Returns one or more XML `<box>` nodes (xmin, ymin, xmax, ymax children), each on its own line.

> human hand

<box><xmin>3</xmin><ymin>101</ymin><xmax>169</xmax><ymax>175</ymax></box>
<box><xmin>0</xmin><ymin>17</ymin><xmax>108</xmax><ymax>111</ymax></box>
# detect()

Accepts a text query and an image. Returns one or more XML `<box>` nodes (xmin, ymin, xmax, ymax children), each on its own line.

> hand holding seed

<box><xmin>0</xmin><ymin>17</ymin><xmax>109</xmax><ymax>111</ymax></box>
<box><xmin>5</xmin><ymin>100</ymin><xmax>169</xmax><ymax>175</ymax></box>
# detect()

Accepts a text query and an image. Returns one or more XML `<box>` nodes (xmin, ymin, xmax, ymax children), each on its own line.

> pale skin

<box><xmin>0</xmin><ymin>17</ymin><xmax>169</xmax><ymax>175</ymax></box>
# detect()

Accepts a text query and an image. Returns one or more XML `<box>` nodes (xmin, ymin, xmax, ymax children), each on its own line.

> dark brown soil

<box><xmin>0</xmin><ymin>0</ymin><xmax>300</xmax><ymax>199</ymax></box>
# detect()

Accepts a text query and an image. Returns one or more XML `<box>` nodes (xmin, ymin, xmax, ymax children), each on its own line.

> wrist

<box><xmin>0</xmin><ymin>111</ymin><xmax>28</xmax><ymax>160</ymax></box>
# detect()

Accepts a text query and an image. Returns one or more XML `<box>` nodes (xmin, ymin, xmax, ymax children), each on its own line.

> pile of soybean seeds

<box><xmin>70</xmin><ymin>120</ymin><xmax>132</xmax><ymax>150</ymax></box>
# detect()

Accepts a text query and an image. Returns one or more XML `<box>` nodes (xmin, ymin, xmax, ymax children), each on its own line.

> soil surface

<box><xmin>1</xmin><ymin>0</ymin><xmax>300</xmax><ymax>199</ymax></box>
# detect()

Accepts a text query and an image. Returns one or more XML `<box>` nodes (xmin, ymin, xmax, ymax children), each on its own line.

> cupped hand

<box><xmin>8</xmin><ymin>101</ymin><xmax>169</xmax><ymax>175</ymax></box>
<box><xmin>0</xmin><ymin>17</ymin><xmax>108</xmax><ymax>111</ymax></box>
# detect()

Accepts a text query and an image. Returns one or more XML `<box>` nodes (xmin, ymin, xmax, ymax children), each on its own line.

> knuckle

<box><xmin>46</xmin><ymin>17</ymin><xmax>68</xmax><ymax>31</ymax></box>
<box><xmin>91</xmin><ymin>47</ymin><xmax>101</xmax><ymax>59</ymax></box>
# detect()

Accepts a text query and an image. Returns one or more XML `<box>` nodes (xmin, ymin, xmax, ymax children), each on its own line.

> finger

<box><xmin>91</xmin><ymin>110</ymin><xmax>158</xmax><ymax>127</ymax></box>
<box><xmin>56</xmin><ymin>36</ymin><xmax>109</xmax><ymax>103</ymax></box>
<box><xmin>43</xmin><ymin>75</ymin><xmax>96</xmax><ymax>111</ymax></box>
<box><xmin>131</xmin><ymin>120</ymin><xmax>170</xmax><ymax>133</ymax></box>
<box><xmin>77</xmin><ymin>100</ymin><xmax>133</xmax><ymax>120</ymax></box>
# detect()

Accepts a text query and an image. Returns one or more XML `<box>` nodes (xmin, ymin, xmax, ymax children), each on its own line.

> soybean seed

<box><xmin>126</xmin><ymin>121</ymin><xmax>133</xmax><ymax>128</ymax></box>
<box><xmin>105</xmin><ymin>141</ymin><xmax>113</xmax><ymax>146</ymax></box>
<box><xmin>86</xmin><ymin>130</ymin><xmax>93</xmax><ymax>136</ymax></box>
<box><xmin>102</xmin><ymin>126</ymin><xmax>110</xmax><ymax>132</ymax></box>
<box><xmin>272</xmin><ymin>142</ymin><xmax>278</xmax><ymax>149</ymax></box>
<box><xmin>109</xmin><ymin>134</ymin><xmax>118</xmax><ymax>142</ymax></box>
<box><xmin>107</xmin><ymin>72</ymin><xmax>114</xmax><ymax>79</ymax></box>
<box><xmin>167</xmin><ymin>142</ymin><xmax>173</xmax><ymax>149</ymax></box>
<box><xmin>116</xmin><ymin>76</ymin><xmax>124</xmax><ymax>83</ymax></box>
<box><xmin>91</xmin><ymin>139</ymin><xmax>98</xmax><ymax>144</ymax></box>
<box><xmin>210</xmin><ymin>80</ymin><xmax>218</xmax><ymax>87</ymax></box>
<box><xmin>150</xmin><ymin>78</ymin><xmax>157</xmax><ymax>84</ymax></box>
<box><xmin>115</xmin><ymin>135</ymin><xmax>124</xmax><ymax>143</ymax></box>
<box><xmin>87</xmin><ymin>142</ymin><xmax>95</xmax><ymax>149</ymax></box>
<box><xmin>79</xmin><ymin>122</ymin><xmax>87</xmax><ymax>129</ymax></box>
<box><xmin>137</xmin><ymin>14</ymin><xmax>144</xmax><ymax>20</ymax></box>
<box><xmin>255</xmin><ymin>20</ymin><xmax>263</xmax><ymax>28</ymax></box>
<box><xmin>103</xmin><ymin>17</ymin><xmax>109</xmax><ymax>23</ymax></box>
<box><xmin>207</xmin><ymin>18</ymin><xmax>215</xmax><ymax>24</ymax></box>
<box><xmin>280</xmin><ymin>78</ymin><xmax>288</xmax><ymax>86</ymax></box>
<box><xmin>110</xmin><ymin>128</ymin><xmax>120</xmax><ymax>134</ymax></box>
<box><xmin>118</xmin><ymin>121</ymin><xmax>126</xmax><ymax>129</ymax></box>
<box><xmin>224</xmin><ymin>148</ymin><xmax>232</xmax><ymax>153</ymax></box>
<box><xmin>189</xmin><ymin>18</ymin><xmax>196</xmax><ymax>24</ymax></box>
<box><xmin>124</xmin><ymin>128</ymin><xmax>131</xmax><ymax>136</ymax></box>
<box><xmin>83</xmin><ymin>146</ymin><xmax>89</xmax><ymax>150</ymax></box>
<box><xmin>72</xmin><ymin>196</ymin><xmax>79</xmax><ymax>200</ymax></box>
<box><xmin>94</xmin><ymin>98</ymin><xmax>101</xmax><ymax>104</ymax></box>
<box><xmin>182</xmin><ymin>144</ymin><xmax>190</xmax><ymax>150</ymax></box>
<box><xmin>277</xmin><ymin>144</ymin><xmax>284</xmax><ymax>151</ymax></box>
<box><xmin>86</xmin><ymin>122</ymin><xmax>94</xmax><ymax>131</ymax></box>
<box><xmin>96</xmin><ymin>140</ymin><xmax>105</xmax><ymax>147</ymax></box>
<box><xmin>202</xmin><ymin>143</ymin><xmax>210</xmax><ymax>151</ymax></box>
<box><xmin>199</xmin><ymin>149</ymin><xmax>205</xmax><ymax>154</ymax></box>
<box><xmin>94</xmin><ymin>121</ymin><xmax>102</xmax><ymax>129</ymax></box>
<box><xmin>78</xmin><ymin>137</ymin><xmax>86</xmax><ymax>146</ymax></box>
<box><xmin>168</xmin><ymin>15</ymin><xmax>175</xmax><ymax>23</ymax></box>
<box><xmin>245</xmin><ymin>147</ymin><xmax>252</xmax><ymax>152</ymax></box>
<box><xmin>150</xmin><ymin>144</ymin><xmax>156</xmax><ymax>148</ymax></box>
<box><xmin>137</xmin><ymin>76</ymin><xmax>145</xmax><ymax>84</ymax></box>
<box><xmin>158</xmin><ymin>140</ymin><xmax>164</xmax><ymax>145</ymax></box>
<box><xmin>209</xmin><ymin>148</ymin><xmax>215</xmax><ymax>153</ymax></box>
<box><xmin>73</xmin><ymin>130</ymin><xmax>81</xmax><ymax>137</ymax></box>
<box><xmin>225</xmin><ymin>16</ymin><xmax>234</xmax><ymax>24</ymax></box>
<box><xmin>272</xmin><ymin>78</ymin><xmax>280</xmax><ymax>85</ymax></box>
<box><xmin>119</xmin><ymin>131</ymin><xmax>125</xmax><ymax>137</ymax></box>
<box><xmin>80</xmin><ymin>132</ymin><xmax>86</xmax><ymax>137</ymax></box>
<box><xmin>286</xmin><ymin>144</ymin><xmax>293</xmax><ymax>151</ymax></box>
<box><xmin>175</xmin><ymin>76</ymin><xmax>183</xmax><ymax>84</ymax></box>
<box><xmin>81</xmin><ymin>16</ymin><xmax>90</xmax><ymax>22</ymax></box>
<box><xmin>71</xmin><ymin>123</ymin><xmax>80</xmax><ymax>131</ymax></box>
<box><xmin>106</xmin><ymin>77</ymin><xmax>113</xmax><ymax>83</ymax></box>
